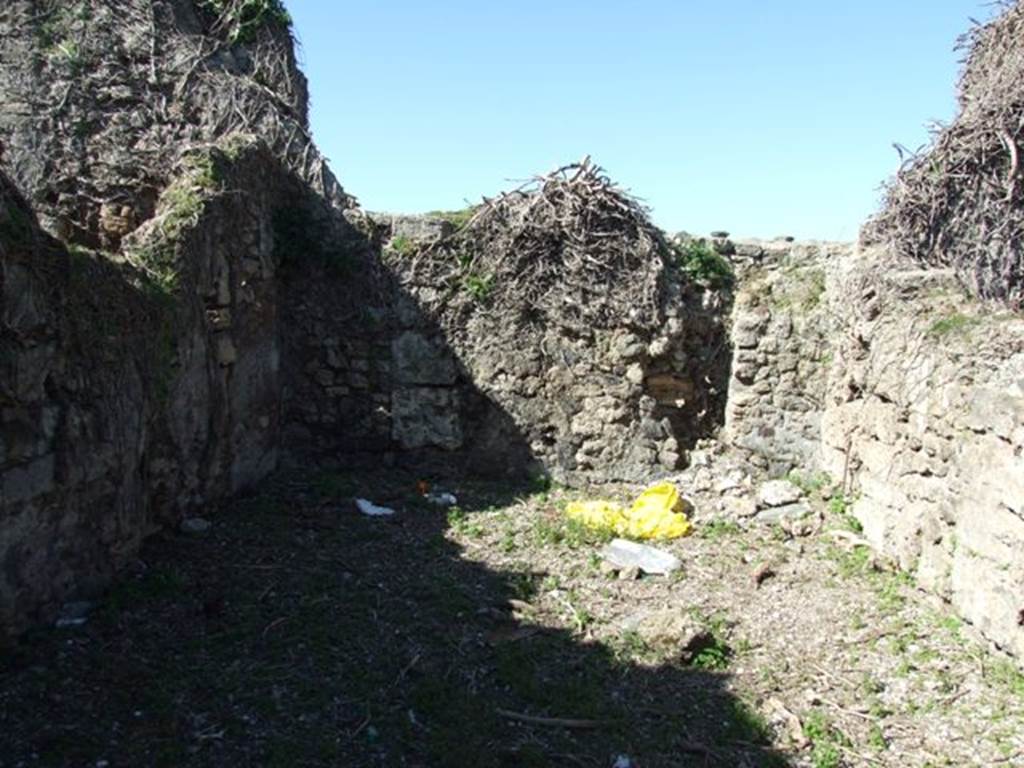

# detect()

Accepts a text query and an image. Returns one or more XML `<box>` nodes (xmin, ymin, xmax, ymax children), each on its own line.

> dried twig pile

<box><xmin>865</xmin><ymin>0</ymin><xmax>1024</xmax><ymax>309</ymax></box>
<box><xmin>399</xmin><ymin>157</ymin><xmax>673</xmax><ymax>333</ymax></box>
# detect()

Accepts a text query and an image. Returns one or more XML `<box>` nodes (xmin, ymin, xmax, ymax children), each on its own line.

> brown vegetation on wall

<box><xmin>865</xmin><ymin>0</ymin><xmax>1024</xmax><ymax>309</ymax></box>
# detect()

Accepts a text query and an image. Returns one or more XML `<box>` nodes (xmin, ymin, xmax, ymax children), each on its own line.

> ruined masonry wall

<box><xmin>282</xmin><ymin>215</ymin><xmax>733</xmax><ymax>486</ymax></box>
<box><xmin>821</xmin><ymin>254</ymin><xmax>1024</xmax><ymax>659</ymax></box>
<box><xmin>0</xmin><ymin>145</ymin><xmax>287</xmax><ymax>633</ymax></box>
<box><xmin>723</xmin><ymin>241</ymin><xmax>850</xmax><ymax>476</ymax></box>
<box><xmin>725</xmin><ymin>241</ymin><xmax>1024</xmax><ymax>660</ymax></box>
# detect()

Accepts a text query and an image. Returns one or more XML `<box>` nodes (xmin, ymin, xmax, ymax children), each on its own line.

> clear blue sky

<box><xmin>289</xmin><ymin>1</ymin><xmax>993</xmax><ymax>241</ymax></box>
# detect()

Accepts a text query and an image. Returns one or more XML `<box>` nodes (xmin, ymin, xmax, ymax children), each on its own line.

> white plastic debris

<box><xmin>55</xmin><ymin>601</ymin><xmax>94</xmax><ymax>628</ymax></box>
<box><xmin>612</xmin><ymin>756</ymin><xmax>635</xmax><ymax>768</ymax></box>
<box><xmin>179</xmin><ymin>517</ymin><xmax>212</xmax><ymax>535</ymax></box>
<box><xmin>355</xmin><ymin>498</ymin><xmax>395</xmax><ymax>517</ymax></box>
<box><xmin>599</xmin><ymin>538</ymin><xmax>682</xmax><ymax>575</ymax></box>
<box><xmin>425</xmin><ymin>492</ymin><xmax>458</xmax><ymax>507</ymax></box>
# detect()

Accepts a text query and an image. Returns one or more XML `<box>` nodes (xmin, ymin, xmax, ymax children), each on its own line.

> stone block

<box><xmin>392</xmin><ymin>332</ymin><xmax>457</xmax><ymax>386</ymax></box>
<box><xmin>391</xmin><ymin>388</ymin><xmax>462</xmax><ymax>450</ymax></box>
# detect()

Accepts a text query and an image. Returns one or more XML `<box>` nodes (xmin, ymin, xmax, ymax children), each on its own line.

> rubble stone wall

<box><xmin>723</xmin><ymin>241</ymin><xmax>850</xmax><ymax>477</ymax></box>
<box><xmin>821</xmin><ymin>251</ymin><xmax>1024</xmax><ymax>658</ymax></box>
<box><xmin>0</xmin><ymin>141</ymin><xmax>293</xmax><ymax>633</ymax></box>
<box><xmin>282</xmin><ymin>216</ymin><xmax>733</xmax><ymax>486</ymax></box>
<box><xmin>720</xmin><ymin>241</ymin><xmax>1024</xmax><ymax>660</ymax></box>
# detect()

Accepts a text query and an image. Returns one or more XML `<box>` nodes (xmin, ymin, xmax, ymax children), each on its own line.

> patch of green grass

<box><xmin>508</xmin><ymin>569</ymin><xmax>542</xmax><ymax>602</ymax></box>
<box><xmin>201</xmin><ymin>0</ymin><xmax>292</xmax><ymax>44</ymax></box>
<box><xmin>927</xmin><ymin>313</ymin><xmax>980</xmax><ymax>338</ymax></box>
<box><xmin>803</xmin><ymin>709</ymin><xmax>850</xmax><ymax>768</ymax></box>
<box><xmin>128</xmin><ymin>153</ymin><xmax>221</xmax><ymax>293</ymax></box>
<box><xmin>788</xmin><ymin>469</ymin><xmax>832</xmax><ymax>495</ymax></box>
<box><xmin>985</xmin><ymin>658</ymin><xmax>1024</xmax><ymax>697</ymax></box>
<box><xmin>48</xmin><ymin>38</ymin><xmax>83</xmax><ymax>73</ymax></box>
<box><xmin>868</xmin><ymin>723</ymin><xmax>888</xmax><ymax>751</ymax></box>
<box><xmin>562</xmin><ymin>589</ymin><xmax>595</xmax><ymax>633</ymax></box>
<box><xmin>671</xmin><ymin>238</ymin><xmax>735</xmax><ymax>289</ymax></box>
<box><xmin>938</xmin><ymin>614</ymin><xmax>963</xmax><ymax>638</ymax></box>
<box><xmin>37</xmin><ymin>2</ymin><xmax>91</xmax><ymax>73</ymax></box>
<box><xmin>828</xmin><ymin>543</ymin><xmax>872</xmax><ymax>578</ymax></box>
<box><xmin>610</xmin><ymin>629</ymin><xmax>653</xmax><ymax>665</ymax></box>
<box><xmin>876</xmin><ymin>575</ymin><xmax>908</xmax><ymax>614</ymax></box>
<box><xmin>699</xmin><ymin>519</ymin><xmax>742</xmax><ymax>540</ymax></box>
<box><xmin>925</xmin><ymin>313</ymin><xmax>978</xmax><ymax>339</ymax></box>
<box><xmin>827</xmin><ymin>493</ymin><xmax>863</xmax><ymax>533</ymax></box>
<box><xmin>533</xmin><ymin>514</ymin><xmax>614</xmax><ymax>549</ymax></box>
<box><xmin>447</xmin><ymin>506</ymin><xmax>485</xmax><ymax>538</ymax></box>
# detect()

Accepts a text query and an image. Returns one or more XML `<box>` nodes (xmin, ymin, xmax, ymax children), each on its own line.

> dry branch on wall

<box><xmin>394</xmin><ymin>157</ymin><xmax>674</xmax><ymax>334</ymax></box>
<box><xmin>864</xmin><ymin>0</ymin><xmax>1024</xmax><ymax>309</ymax></box>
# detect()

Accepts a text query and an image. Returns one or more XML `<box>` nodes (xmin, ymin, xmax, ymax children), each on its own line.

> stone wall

<box><xmin>723</xmin><ymin>240</ymin><xmax>850</xmax><ymax>476</ymax></box>
<box><xmin>821</xmin><ymin>250</ymin><xmax>1024</xmax><ymax>659</ymax></box>
<box><xmin>281</xmin><ymin>215</ymin><xmax>733</xmax><ymax>486</ymax></box>
<box><xmin>0</xmin><ymin>139</ymin><xmax>296</xmax><ymax>633</ymax></box>
<box><xmin>0</xmin><ymin>0</ymin><xmax>348</xmax><ymax>249</ymax></box>
<box><xmin>719</xmin><ymin>241</ymin><xmax>1024</xmax><ymax>660</ymax></box>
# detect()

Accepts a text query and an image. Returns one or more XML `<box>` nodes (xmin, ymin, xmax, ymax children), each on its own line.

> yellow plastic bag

<box><xmin>564</xmin><ymin>500</ymin><xmax>628</xmax><ymax>532</ymax></box>
<box><xmin>564</xmin><ymin>482</ymin><xmax>692</xmax><ymax>540</ymax></box>
<box><xmin>622</xmin><ymin>482</ymin><xmax>692</xmax><ymax>539</ymax></box>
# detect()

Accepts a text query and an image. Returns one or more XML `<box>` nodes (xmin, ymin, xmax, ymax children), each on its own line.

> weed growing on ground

<box><xmin>532</xmin><ymin>514</ymin><xmax>614</xmax><ymax>548</ymax></box>
<box><xmin>700</xmin><ymin>519</ymin><xmax>742</xmax><ymax>540</ymax></box>
<box><xmin>984</xmin><ymin>657</ymin><xmax>1024</xmax><ymax>696</ymax></box>
<box><xmin>725</xmin><ymin>698</ymin><xmax>775</xmax><ymax>745</ymax></box>
<box><xmin>447</xmin><ymin>506</ymin><xmax>484</xmax><ymax>538</ymax></box>
<box><xmin>770</xmin><ymin>266</ymin><xmax>827</xmax><ymax>312</ymax></box>
<box><xmin>803</xmin><ymin>709</ymin><xmax>850</xmax><ymax>768</ymax></box>
<box><xmin>787</xmin><ymin>469</ymin><xmax>832</xmax><ymax>495</ymax></box>
<box><xmin>688</xmin><ymin>612</ymin><xmax>734</xmax><ymax>670</ymax></box>
<box><xmin>828</xmin><ymin>543</ymin><xmax>872</xmax><ymax>578</ymax></box>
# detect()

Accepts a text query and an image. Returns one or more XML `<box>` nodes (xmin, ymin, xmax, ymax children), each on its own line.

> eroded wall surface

<box><xmin>0</xmin><ymin>142</ymin><xmax>290</xmax><ymax>632</ymax></box>
<box><xmin>723</xmin><ymin>241</ymin><xmax>849</xmax><ymax>476</ymax></box>
<box><xmin>821</xmin><ymin>253</ymin><xmax>1024</xmax><ymax>658</ymax></box>
<box><xmin>282</xmin><ymin>216</ymin><xmax>733</xmax><ymax>486</ymax></box>
<box><xmin>724</xmin><ymin>241</ymin><xmax>1024</xmax><ymax>660</ymax></box>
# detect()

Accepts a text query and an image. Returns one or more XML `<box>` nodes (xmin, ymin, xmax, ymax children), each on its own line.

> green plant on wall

<box><xmin>427</xmin><ymin>206</ymin><xmax>479</xmax><ymax>231</ymax></box>
<box><xmin>36</xmin><ymin>1</ymin><xmax>91</xmax><ymax>67</ymax></box>
<box><xmin>201</xmin><ymin>0</ymin><xmax>292</xmax><ymax>44</ymax></box>
<box><xmin>670</xmin><ymin>239</ymin><xmax>734</xmax><ymax>289</ymax></box>
<box><xmin>927</xmin><ymin>312</ymin><xmax>980</xmax><ymax>338</ymax></box>
<box><xmin>462</xmin><ymin>272</ymin><xmax>495</xmax><ymax>302</ymax></box>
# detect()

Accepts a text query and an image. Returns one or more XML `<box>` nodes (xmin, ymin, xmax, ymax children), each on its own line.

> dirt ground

<box><xmin>1</xmin><ymin>466</ymin><xmax>1022</xmax><ymax>768</ymax></box>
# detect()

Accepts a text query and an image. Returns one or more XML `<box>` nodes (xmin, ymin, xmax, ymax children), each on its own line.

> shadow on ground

<box><xmin>0</xmin><ymin>468</ymin><xmax>790</xmax><ymax>768</ymax></box>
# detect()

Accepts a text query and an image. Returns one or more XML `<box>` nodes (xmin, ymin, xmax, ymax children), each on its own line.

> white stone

<box><xmin>757</xmin><ymin>479</ymin><xmax>804</xmax><ymax>508</ymax></box>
